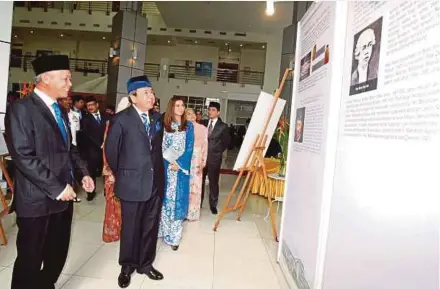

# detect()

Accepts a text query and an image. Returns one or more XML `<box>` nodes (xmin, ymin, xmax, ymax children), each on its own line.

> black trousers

<box><xmin>119</xmin><ymin>193</ymin><xmax>161</xmax><ymax>274</ymax></box>
<box><xmin>11</xmin><ymin>203</ymin><xmax>73</xmax><ymax>289</ymax></box>
<box><xmin>202</xmin><ymin>161</ymin><xmax>221</xmax><ymax>209</ymax></box>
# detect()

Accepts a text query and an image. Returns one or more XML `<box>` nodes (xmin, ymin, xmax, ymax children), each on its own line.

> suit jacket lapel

<box><xmin>31</xmin><ymin>93</ymin><xmax>68</xmax><ymax>148</ymax></box>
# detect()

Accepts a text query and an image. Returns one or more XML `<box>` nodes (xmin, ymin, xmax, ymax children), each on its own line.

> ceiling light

<box><xmin>60</xmin><ymin>33</ymin><xmax>64</xmax><ymax>37</ymax></box>
<box><xmin>194</xmin><ymin>40</ymin><xmax>198</xmax><ymax>44</ymax></box>
<box><xmin>262</xmin><ymin>45</ymin><xmax>266</xmax><ymax>49</ymax></box>
<box><xmin>168</xmin><ymin>40</ymin><xmax>171</xmax><ymax>43</ymax></box>
<box><xmin>30</xmin><ymin>30</ymin><xmax>34</xmax><ymax>34</ymax></box>
<box><xmin>13</xmin><ymin>35</ymin><xmax>17</xmax><ymax>38</ymax></box>
<box><xmin>102</xmin><ymin>36</ymin><xmax>106</xmax><ymax>40</ymax></box>
<box><xmin>229</xmin><ymin>49</ymin><xmax>232</xmax><ymax>52</ymax></box>
<box><xmin>266</xmin><ymin>0</ymin><xmax>275</xmax><ymax>16</ymax></box>
<box><xmin>225</xmin><ymin>42</ymin><xmax>228</xmax><ymax>46</ymax></box>
<box><xmin>240</xmin><ymin>44</ymin><xmax>243</xmax><ymax>47</ymax></box>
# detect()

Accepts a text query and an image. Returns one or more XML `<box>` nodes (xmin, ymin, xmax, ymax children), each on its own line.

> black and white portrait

<box><xmin>349</xmin><ymin>17</ymin><xmax>383</xmax><ymax>96</ymax></box>
<box><xmin>294</xmin><ymin>107</ymin><xmax>306</xmax><ymax>143</ymax></box>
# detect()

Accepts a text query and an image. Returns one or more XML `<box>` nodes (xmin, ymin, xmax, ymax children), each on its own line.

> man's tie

<box><xmin>208</xmin><ymin>121</ymin><xmax>213</xmax><ymax>136</ymax></box>
<box><xmin>52</xmin><ymin>103</ymin><xmax>68</xmax><ymax>144</ymax></box>
<box><xmin>141</xmin><ymin>113</ymin><xmax>151</xmax><ymax>141</ymax></box>
<box><xmin>95</xmin><ymin>113</ymin><xmax>101</xmax><ymax>123</ymax></box>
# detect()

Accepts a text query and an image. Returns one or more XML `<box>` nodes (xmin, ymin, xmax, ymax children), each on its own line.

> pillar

<box><xmin>279</xmin><ymin>1</ymin><xmax>311</xmax><ymax>118</ymax></box>
<box><xmin>106</xmin><ymin>2</ymin><xmax>148</xmax><ymax>107</ymax></box>
<box><xmin>263</xmin><ymin>31</ymin><xmax>283</xmax><ymax>94</ymax></box>
<box><xmin>0</xmin><ymin>1</ymin><xmax>13</xmax><ymax>130</ymax></box>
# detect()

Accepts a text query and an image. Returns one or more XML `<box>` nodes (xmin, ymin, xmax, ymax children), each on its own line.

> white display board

<box><xmin>277</xmin><ymin>2</ymin><xmax>345</xmax><ymax>288</ymax></box>
<box><xmin>322</xmin><ymin>1</ymin><xmax>440</xmax><ymax>289</ymax></box>
<box><xmin>233</xmin><ymin>91</ymin><xmax>285</xmax><ymax>171</ymax></box>
<box><xmin>278</xmin><ymin>1</ymin><xmax>440</xmax><ymax>289</ymax></box>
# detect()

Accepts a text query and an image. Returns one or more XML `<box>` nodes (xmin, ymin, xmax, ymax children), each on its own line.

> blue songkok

<box><xmin>127</xmin><ymin>75</ymin><xmax>152</xmax><ymax>94</ymax></box>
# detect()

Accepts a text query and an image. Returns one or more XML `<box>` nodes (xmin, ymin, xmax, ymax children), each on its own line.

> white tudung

<box><xmin>116</xmin><ymin>96</ymin><xmax>131</xmax><ymax>113</ymax></box>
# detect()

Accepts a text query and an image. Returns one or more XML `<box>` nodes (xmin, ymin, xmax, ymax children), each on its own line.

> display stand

<box><xmin>0</xmin><ymin>153</ymin><xmax>13</xmax><ymax>246</ymax></box>
<box><xmin>213</xmin><ymin>68</ymin><xmax>292</xmax><ymax>242</ymax></box>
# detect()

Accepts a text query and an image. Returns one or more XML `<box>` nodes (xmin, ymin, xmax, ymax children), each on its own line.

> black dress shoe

<box><xmin>118</xmin><ymin>272</ymin><xmax>131</xmax><ymax>288</ymax></box>
<box><xmin>210</xmin><ymin>207</ymin><xmax>218</xmax><ymax>215</ymax></box>
<box><xmin>171</xmin><ymin>245</ymin><xmax>179</xmax><ymax>251</ymax></box>
<box><xmin>87</xmin><ymin>191</ymin><xmax>96</xmax><ymax>201</ymax></box>
<box><xmin>146</xmin><ymin>267</ymin><xmax>164</xmax><ymax>280</ymax></box>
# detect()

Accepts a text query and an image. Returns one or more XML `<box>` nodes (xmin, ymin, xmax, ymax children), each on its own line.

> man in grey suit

<box><xmin>5</xmin><ymin>55</ymin><xmax>95</xmax><ymax>289</ymax></box>
<box><xmin>105</xmin><ymin>75</ymin><xmax>164</xmax><ymax>288</ymax></box>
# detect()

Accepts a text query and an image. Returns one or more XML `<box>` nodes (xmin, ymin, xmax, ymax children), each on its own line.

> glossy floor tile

<box><xmin>1</xmin><ymin>174</ymin><xmax>289</xmax><ymax>289</ymax></box>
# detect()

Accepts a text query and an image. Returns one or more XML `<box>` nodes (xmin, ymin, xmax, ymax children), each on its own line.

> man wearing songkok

<box><xmin>105</xmin><ymin>75</ymin><xmax>165</xmax><ymax>288</ymax></box>
<box><xmin>5</xmin><ymin>54</ymin><xmax>94</xmax><ymax>289</ymax></box>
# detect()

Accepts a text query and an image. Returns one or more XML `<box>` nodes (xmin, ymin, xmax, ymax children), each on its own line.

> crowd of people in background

<box><xmin>4</xmin><ymin>53</ymin><xmax>284</xmax><ymax>289</ymax></box>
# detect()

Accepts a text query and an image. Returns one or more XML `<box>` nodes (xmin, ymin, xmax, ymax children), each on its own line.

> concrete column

<box><xmin>106</xmin><ymin>3</ymin><xmax>148</xmax><ymax>107</ymax></box>
<box><xmin>263</xmin><ymin>31</ymin><xmax>283</xmax><ymax>94</ymax></box>
<box><xmin>0</xmin><ymin>1</ymin><xmax>13</xmax><ymax>130</ymax></box>
<box><xmin>279</xmin><ymin>1</ymin><xmax>311</xmax><ymax>118</ymax></box>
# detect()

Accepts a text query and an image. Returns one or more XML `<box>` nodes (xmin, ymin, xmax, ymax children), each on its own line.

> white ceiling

<box><xmin>155</xmin><ymin>1</ymin><xmax>294</xmax><ymax>34</ymax></box>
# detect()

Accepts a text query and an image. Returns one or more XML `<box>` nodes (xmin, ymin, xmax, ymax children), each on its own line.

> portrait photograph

<box><xmin>349</xmin><ymin>17</ymin><xmax>383</xmax><ymax>96</ymax></box>
<box><xmin>294</xmin><ymin>107</ymin><xmax>306</xmax><ymax>143</ymax></box>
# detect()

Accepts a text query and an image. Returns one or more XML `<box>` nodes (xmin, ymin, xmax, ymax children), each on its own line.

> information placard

<box><xmin>322</xmin><ymin>2</ymin><xmax>440</xmax><ymax>289</ymax></box>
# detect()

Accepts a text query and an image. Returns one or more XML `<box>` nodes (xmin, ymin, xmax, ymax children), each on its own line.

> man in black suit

<box><xmin>80</xmin><ymin>96</ymin><xmax>110</xmax><ymax>201</ymax></box>
<box><xmin>5</xmin><ymin>55</ymin><xmax>95</xmax><ymax>289</ymax></box>
<box><xmin>202</xmin><ymin>102</ymin><xmax>230</xmax><ymax>214</ymax></box>
<box><xmin>105</xmin><ymin>75</ymin><xmax>164</xmax><ymax>288</ymax></box>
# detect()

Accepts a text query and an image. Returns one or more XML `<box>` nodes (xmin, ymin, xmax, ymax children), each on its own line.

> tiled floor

<box><xmin>0</xmin><ymin>174</ymin><xmax>289</xmax><ymax>289</ymax></box>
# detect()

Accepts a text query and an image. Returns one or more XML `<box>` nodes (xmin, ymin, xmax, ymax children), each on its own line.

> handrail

<box><xmin>15</xmin><ymin>1</ymin><xmax>158</xmax><ymax>15</ymax></box>
<box><xmin>10</xmin><ymin>56</ymin><xmax>264</xmax><ymax>87</ymax></box>
<box><xmin>168</xmin><ymin>65</ymin><xmax>264</xmax><ymax>87</ymax></box>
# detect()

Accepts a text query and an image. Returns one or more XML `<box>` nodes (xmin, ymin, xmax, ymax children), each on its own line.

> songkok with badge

<box><xmin>31</xmin><ymin>55</ymin><xmax>70</xmax><ymax>75</ymax></box>
<box><xmin>127</xmin><ymin>75</ymin><xmax>152</xmax><ymax>94</ymax></box>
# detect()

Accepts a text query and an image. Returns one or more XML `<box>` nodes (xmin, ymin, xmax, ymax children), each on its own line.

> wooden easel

<box><xmin>0</xmin><ymin>154</ymin><xmax>14</xmax><ymax>246</ymax></box>
<box><xmin>213</xmin><ymin>68</ymin><xmax>292</xmax><ymax>242</ymax></box>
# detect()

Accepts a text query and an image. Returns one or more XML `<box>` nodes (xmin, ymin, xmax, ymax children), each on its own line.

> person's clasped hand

<box><xmin>82</xmin><ymin>176</ymin><xmax>95</xmax><ymax>192</ymax></box>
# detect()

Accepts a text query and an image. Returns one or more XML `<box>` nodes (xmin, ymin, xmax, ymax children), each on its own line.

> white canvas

<box><xmin>233</xmin><ymin>91</ymin><xmax>286</xmax><ymax>171</ymax></box>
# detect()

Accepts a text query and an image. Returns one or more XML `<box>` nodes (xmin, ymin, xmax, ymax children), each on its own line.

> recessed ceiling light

<box><xmin>262</xmin><ymin>45</ymin><xmax>265</xmax><ymax>49</ymax></box>
<box><xmin>60</xmin><ymin>34</ymin><xmax>64</xmax><ymax>37</ymax></box>
<box><xmin>102</xmin><ymin>36</ymin><xmax>106</xmax><ymax>40</ymax></box>
<box><xmin>194</xmin><ymin>40</ymin><xmax>198</xmax><ymax>44</ymax></box>
<box><xmin>266</xmin><ymin>0</ymin><xmax>275</xmax><ymax>16</ymax></box>
<box><xmin>240</xmin><ymin>44</ymin><xmax>243</xmax><ymax>47</ymax></box>
<box><xmin>168</xmin><ymin>40</ymin><xmax>171</xmax><ymax>43</ymax></box>
<box><xmin>225</xmin><ymin>42</ymin><xmax>228</xmax><ymax>46</ymax></box>
<box><xmin>229</xmin><ymin>49</ymin><xmax>232</xmax><ymax>52</ymax></box>
<box><xmin>30</xmin><ymin>30</ymin><xmax>34</xmax><ymax>34</ymax></box>
<box><xmin>13</xmin><ymin>35</ymin><xmax>17</xmax><ymax>38</ymax></box>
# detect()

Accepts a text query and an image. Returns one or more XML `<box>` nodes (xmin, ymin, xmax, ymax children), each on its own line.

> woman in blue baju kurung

<box><xmin>158</xmin><ymin>96</ymin><xmax>194</xmax><ymax>250</ymax></box>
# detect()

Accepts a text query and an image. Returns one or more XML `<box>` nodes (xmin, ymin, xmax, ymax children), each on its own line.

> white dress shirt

<box><xmin>133</xmin><ymin>104</ymin><xmax>149</xmax><ymax>122</ymax></box>
<box><xmin>208</xmin><ymin>118</ymin><xmax>218</xmax><ymax>130</ymax></box>
<box><xmin>34</xmin><ymin>88</ymin><xmax>56</xmax><ymax>117</ymax></box>
<box><xmin>68</xmin><ymin>110</ymin><xmax>80</xmax><ymax>146</ymax></box>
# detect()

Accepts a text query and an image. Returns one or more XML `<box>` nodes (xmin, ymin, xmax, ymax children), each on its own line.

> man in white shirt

<box><xmin>5</xmin><ymin>54</ymin><xmax>95</xmax><ymax>289</ymax></box>
<box><xmin>59</xmin><ymin>96</ymin><xmax>81</xmax><ymax>147</ymax></box>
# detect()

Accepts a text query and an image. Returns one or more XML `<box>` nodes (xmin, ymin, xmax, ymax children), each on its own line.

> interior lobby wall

<box><xmin>15</xmin><ymin>36</ymin><xmax>267</xmax><ymax>72</ymax></box>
